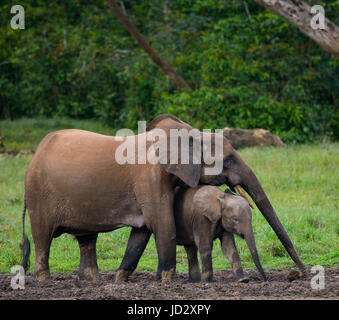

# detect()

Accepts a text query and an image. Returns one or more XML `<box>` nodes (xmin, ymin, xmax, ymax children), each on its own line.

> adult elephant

<box><xmin>20</xmin><ymin>114</ymin><xmax>214</xmax><ymax>282</ymax></box>
<box><xmin>116</xmin><ymin>115</ymin><xmax>307</xmax><ymax>282</ymax></box>
<box><xmin>20</xmin><ymin>114</ymin><xmax>305</xmax><ymax>282</ymax></box>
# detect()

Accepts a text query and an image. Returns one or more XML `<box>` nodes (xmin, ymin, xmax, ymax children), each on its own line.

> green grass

<box><xmin>0</xmin><ymin>118</ymin><xmax>338</xmax><ymax>275</ymax></box>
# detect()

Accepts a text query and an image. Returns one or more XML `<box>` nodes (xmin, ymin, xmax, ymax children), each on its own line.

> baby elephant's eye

<box><xmin>232</xmin><ymin>217</ymin><xmax>239</xmax><ymax>224</ymax></box>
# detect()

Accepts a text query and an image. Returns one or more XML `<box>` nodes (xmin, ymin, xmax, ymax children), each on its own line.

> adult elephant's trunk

<box><xmin>240</xmin><ymin>168</ymin><xmax>307</xmax><ymax>276</ymax></box>
<box><xmin>244</xmin><ymin>229</ymin><xmax>267</xmax><ymax>281</ymax></box>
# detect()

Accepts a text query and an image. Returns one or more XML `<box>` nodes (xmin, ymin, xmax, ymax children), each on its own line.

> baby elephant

<box><xmin>174</xmin><ymin>185</ymin><xmax>267</xmax><ymax>282</ymax></box>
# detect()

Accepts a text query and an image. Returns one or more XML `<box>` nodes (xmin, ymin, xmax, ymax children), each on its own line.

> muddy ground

<box><xmin>0</xmin><ymin>268</ymin><xmax>338</xmax><ymax>300</ymax></box>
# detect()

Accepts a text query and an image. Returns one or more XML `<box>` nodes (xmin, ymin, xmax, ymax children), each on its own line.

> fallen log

<box><xmin>223</xmin><ymin>127</ymin><xmax>285</xmax><ymax>149</ymax></box>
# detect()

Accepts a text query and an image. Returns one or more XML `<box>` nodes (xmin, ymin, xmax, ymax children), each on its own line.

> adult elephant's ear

<box><xmin>163</xmin><ymin>134</ymin><xmax>202</xmax><ymax>188</ymax></box>
<box><xmin>164</xmin><ymin>163</ymin><xmax>201</xmax><ymax>188</ymax></box>
<box><xmin>147</xmin><ymin>114</ymin><xmax>202</xmax><ymax>188</ymax></box>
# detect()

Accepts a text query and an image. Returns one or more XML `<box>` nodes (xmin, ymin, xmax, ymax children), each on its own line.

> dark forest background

<box><xmin>1</xmin><ymin>0</ymin><xmax>338</xmax><ymax>143</ymax></box>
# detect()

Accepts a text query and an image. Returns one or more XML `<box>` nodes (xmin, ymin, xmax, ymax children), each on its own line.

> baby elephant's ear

<box><xmin>201</xmin><ymin>195</ymin><xmax>224</xmax><ymax>224</ymax></box>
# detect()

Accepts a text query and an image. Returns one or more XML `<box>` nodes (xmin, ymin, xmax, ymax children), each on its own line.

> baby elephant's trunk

<box><xmin>20</xmin><ymin>199</ymin><xmax>31</xmax><ymax>272</ymax></box>
<box><xmin>244</xmin><ymin>231</ymin><xmax>267</xmax><ymax>281</ymax></box>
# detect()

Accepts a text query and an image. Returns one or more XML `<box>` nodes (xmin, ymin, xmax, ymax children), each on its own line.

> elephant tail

<box><xmin>20</xmin><ymin>198</ymin><xmax>31</xmax><ymax>272</ymax></box>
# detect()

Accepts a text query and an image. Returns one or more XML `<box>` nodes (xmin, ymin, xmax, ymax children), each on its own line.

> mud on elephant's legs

<box><xmin>192</xmin><ymin>224</ymin><xmax>214</xmax><ymax>282</ymax></box>
<box><xmin>184</xmin><ymin>245</ymin><xmax>201</xmax><ymax>282</ymax></box>
<box><xmin>198</xmin><ymin>244</ymin><xmax>214</xmax><ymax>282</ymax></box>
<box><xmin>135</xmin><ymin>190</ymin><xmax>177</xmax><ymax>283</ymax></box>
<box><xmin>220</xmin><ymin>231</ymin><xmax>249</xmax><ymax>283</ymax></box>
<box><xmin>34</xmin><ymin>249</ymin><xmax>51</xmax><ymax>281</ymax></box>
<box><xmin>76</xmin><ymin>233</ymin><xmax>99</xmax><ymax>281</ymax></box>
<box><xmin>29</xmin><ymin>220</ymin><xmax>54</xmax><ymax>281</ymax></box>
<box><xmin>154</xmin><ymin>226</ymin><xmax>177</xmax><ymax>283</ymax></box>
<box><xmin>32</xmin><ymin>233</ymin><xmax>52</xmax><ymax>281</ymax></box>
<box><xmin>115</xmin><ymin>227</ymin><xmax>151</xmax><ymax>283</ymax></box>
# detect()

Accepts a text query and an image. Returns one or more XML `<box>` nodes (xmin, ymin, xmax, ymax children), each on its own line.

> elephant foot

<box><xmin>188</xmin><ymin>273</ymin><xmax>201</xmax><ymax>283</ymax></box>
<box><xmin>79</xmin><ymin>267</ymin><xmax>99</xmax><ymax>281</ymax></box>
<box><xmin>161</xmin><ymin>268</ymin><xmax>175</xmax><ymax>283</ymax></box>
<box><xmin>237</xmin><ymin>276</ymin><xmax>250</xmax><ymax>283</ymax></box>
<box><xmin>35</xmin><ymin>270</ymin><xmax>50</xmax><ymax>281</ymax></box>
<box><xmin>287</xmin><ymin>270</ymin><xmax>302</xmax><ymax>282</ymax></box>
<box><xmin>115</xmin><ymin>269</ymin><xmax>132</xmax><ymax>283</ymax></box>
<box><xmin>201</xmin><ymin>271</ymin><xmax>213</xmax><ymax>282</ymax></box>
<box><xmin>300</xmin><ymin>268</ymin><xmax>308</xmax><ymax>278</ymax></box>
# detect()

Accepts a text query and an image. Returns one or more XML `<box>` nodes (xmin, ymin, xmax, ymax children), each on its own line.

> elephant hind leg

<box><xmin>31</xmin><ymin>225</ymin><xmax>54</xmax><ymax>281</ymax></box>
<box><xmin>76</xmin><ymin>233</ymin><xmax>99</xmax><ymax>281</ymax></box>
<box><xmin>116</xmin><ymin>226</ymin><xmax>151</xmax><ymax>282</ymax></box>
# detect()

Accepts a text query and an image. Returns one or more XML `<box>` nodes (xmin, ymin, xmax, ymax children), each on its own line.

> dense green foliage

<box><xmin>1</xmin><ymin>1</ymin><xmax>338</xmax><ymax>142</ymax></box>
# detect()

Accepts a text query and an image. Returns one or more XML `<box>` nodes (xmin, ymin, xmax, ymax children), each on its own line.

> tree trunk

<box><xmin>254</xmin><ymin>0</ymin><xmax>339</xmax><ymax>59</ymax></box>
<box><xmin>106</xmin><ymin>0</ymin><xmax>191</xmax><ymax>91</ymax></box>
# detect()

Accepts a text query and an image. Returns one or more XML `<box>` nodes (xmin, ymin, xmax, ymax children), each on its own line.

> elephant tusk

<box><xmin>235</xmin><ymin>185</ymin><xmax>255</xmax><ymax>209</ymax></box>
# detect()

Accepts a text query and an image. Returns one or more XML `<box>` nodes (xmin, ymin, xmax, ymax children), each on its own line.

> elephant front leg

<box><xmin>134</xmin><ymin>176</ymin><xmax>177</xmax><ymax>283</ymax></box>
<box><xmin>142</xmin><ymin>202</ymin><xmax>177</xmax><ymax>283</ymax></box>
<box><xmin>198</xmin><ymin>244</ymin><xmax>214</xmax><ymax>282</ymax></box>
<box><xmin>220</xmin><ymin>231</ymin><xmax>249</xmax><ymax>283</ymax></box>
<box><xmin>184</xmin><ymin>245</ymin><xmax>201</xmax><ymax>282</ymax></box>
<box><xmin>193</xmin><ymin>219</ymin><xmax>214</xmax><ymax>282</ymax></box>
<box><xmin>76</xmin><ymin>234</ymin><xmax>99</xmax><ymax>281</ymax></box>
<box><xmin>154</xmin><ymin>223</ymin><xmax>177</xmax><ymax>283</ymax></box>
<box><xmin>115</xmin><ymin>226</ymin><xmax>151</xmax><ymax>282</ymax></box>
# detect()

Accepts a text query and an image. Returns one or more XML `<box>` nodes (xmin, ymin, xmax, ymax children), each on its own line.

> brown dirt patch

<box><xmin>0</xmin><ymin>268</ymin><xmax>338</xmax><ymax>300</ymax></box>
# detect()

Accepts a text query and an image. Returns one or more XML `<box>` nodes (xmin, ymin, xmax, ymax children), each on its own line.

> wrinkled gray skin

<box><xmin>21</xmin><ymin>114</ymin><xmax>305</xmax><ymax>283</ymax></box>
<box><xmin>173</xmin><ymin>186</ymin><xmax>266</xmax><ymax>282</ymax></box>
